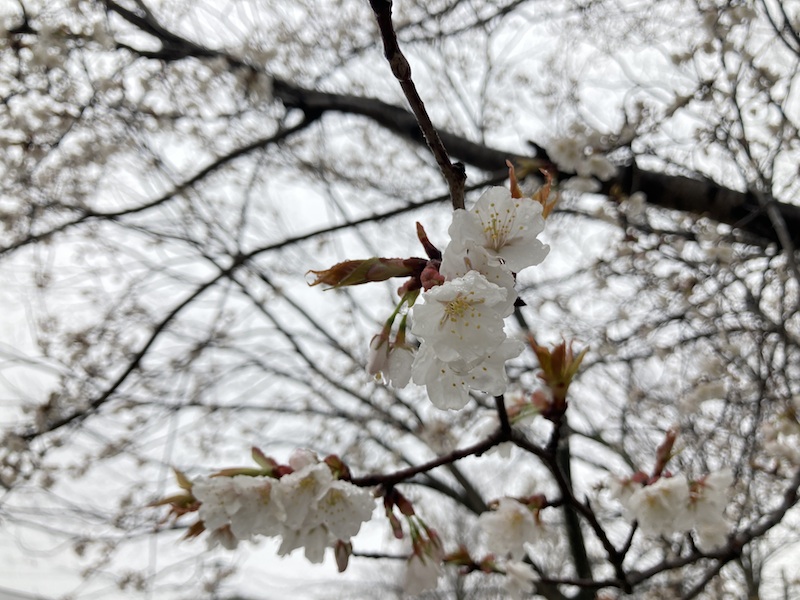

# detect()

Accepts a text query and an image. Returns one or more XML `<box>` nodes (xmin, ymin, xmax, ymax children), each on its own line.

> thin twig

<box><xmin>368</xmin><ymin>0</ymin><xmax>467</xmax><ymax>210</ymax></box>
<box><xmin>351</xmin><ymin>428</ymin><xmax>502</xmax><ymax>487</ymax></box>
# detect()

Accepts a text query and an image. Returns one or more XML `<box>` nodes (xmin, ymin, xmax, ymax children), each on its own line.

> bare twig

<box><xmin>368</xmin><ymin>0</ymin><xmax>467</xmax><ymax>210</ymax></box>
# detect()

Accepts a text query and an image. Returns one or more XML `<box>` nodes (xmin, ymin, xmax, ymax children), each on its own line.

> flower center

<box><xmin>440</xmin><ymin>294</ymin><xmax>482</xmax><ymax>325</ymax></box>
<box><xmin>481</xmin><ymin>205</ymin><xmax>514</xmax><ymax>250</ymax></box>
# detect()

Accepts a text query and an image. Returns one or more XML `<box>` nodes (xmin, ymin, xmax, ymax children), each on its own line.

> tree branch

<box><xmin>368</xmin><ymin>0</ymin><xmax>467</xmax><ymax>210</ymax></box>
<box><xmin>272</xmin><ymin>79</ymin><xmax>800</xmax><ymax>250</ymax></box>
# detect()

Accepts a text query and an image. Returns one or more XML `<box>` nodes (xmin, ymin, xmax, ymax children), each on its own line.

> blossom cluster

<box><xmin>612</xmin><ymin>470</ymin><xmax>733</xmax><ymax>550</ymax></box>
<box><xmin>476</xmin><ymin>497</ymin><xmax>545</xmax><ymax>599</ymax></box>
<box><xmin>184</xmin><ymin>450</ymin><xmax>375</xmax><ymax>563</ymax></box>
<box><xmin>546</xmin><ymin>128</ymin><xmax>618</xmax><ymax>193</ymax></box>
<box><xmin>369</xmin><ymin>185</ymin><xmax>549</xmax><ymax>409</ymax></box>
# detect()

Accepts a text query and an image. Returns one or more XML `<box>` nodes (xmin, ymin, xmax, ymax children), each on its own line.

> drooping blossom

<box><xmin>404</xmin><ymin>530</ymin><xmax>444</xmax><ymax>595</ymax></box>
<box><xmin>412</xmin><ymin>340</ymin><xmax>524</xmax><ymax>410</ymax></box>
<box><xmin>411</xmin><ymin>270</ymin><xmax>509</xmax><ymax>363</ymax></box>
<box><xmin>193</xmin><ymin>455</ymin><xmax>375</xmax><ymax>562</ymax></box>
<box><xmin>367</xmin><ymin>334</ymin><xmax>415</xmax><ymax>388</ymax></box>
<box><xmin>404</xmin><ymin>552</ymin><xmax>443</xmax><ymax>595</ymax></box>
<box><xmin>367</xmin><ymin>334</ymin><xmax>391</xmax><ymax>379</ymax></box>
<box><xmin>624</xmin><ymin>474</ymin><xmax>690</xmax><ymax>536</ymax></box>
<box><xmin>478</xmin><ymin>497</ymin><xmax>541</xmax><ymax>560</ymax></box>
<box><xmin>385</xmin><ymin>343</ymin><xmax>415</xmax><ymax>388</ymax></box>
<box><xmin>504</xmin><ymin>561</ymin><xmax>538</xmax><ymax>600</ymax></box>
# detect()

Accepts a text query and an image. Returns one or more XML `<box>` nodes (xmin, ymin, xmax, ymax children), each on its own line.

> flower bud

<box><xmin>307</xmin><ymin>257</ymin><xmax>426</xmax><ymax>288</ymax></box>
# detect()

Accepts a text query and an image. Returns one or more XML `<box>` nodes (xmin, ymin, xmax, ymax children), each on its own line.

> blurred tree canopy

<box><xmin>1</xmin><ymin>0</ymin><xmax>800</xmax><ymax>598</ymax></box>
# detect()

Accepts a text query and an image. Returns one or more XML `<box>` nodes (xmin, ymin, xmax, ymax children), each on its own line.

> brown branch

<box><xmin>368</xmin><ymin>0</ymin><xmax>466</xmax><ymax>210</ymax></box>
<box><xmin>98</xmin><ymin>0</ymin><xmax>800</xmax><ymax>248</ymax></box>
<box><xmin>2</xmin><ymin>116</ymin><xmax>318</xmax><ymax>256</ymax></box>
<box><xmin>628</xmin><ymin>464</ymin><xmax>800</xmax><ymax>587</ymax></box>
<box><xmin>272</xmin><ymin>80</ymin><xmax>800</xmax><ymax>249</ymax></box>
<box><xmin>19</xmin><ymin>260</ymin><xmax>241</xmax><ymax>441</ymax></box>
<box><xmin>351</xmin><ymin>427</ymin><xmax>506</xmax><ymax>487</ymax></box>
<box><xmin>494</xmin><ymin>395</ymin><xmax>511</xmax><ymax>436</ymax></box>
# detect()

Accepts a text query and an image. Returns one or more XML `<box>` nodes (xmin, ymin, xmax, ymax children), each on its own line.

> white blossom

<box><xmin>367</xmin><ymin>336</ymin><xmax>414</xmax><ymax>388</ymax></box>
<box><xmin>277</xmin><ymin>524</ymin><xmax>329</xmax><ymax>564</ymax></box>
<box><xmin>404</xmin><ymin>552</ymin><xmax>443</xmax><ymax>595</ymax></box>
<box><xmin>193</xmin><ymin>475</ymin><xmax>284</xmax><ymax>541</ymax></box>
<box><xmin>288</xmin><ymin>448</ymin><xmax>320</xmax><ymax>471</ymax></box>
<box><xmin>195</xmin><ymin>457</ymin><xmax>376</xmax><ymax>563</ymax></box>
<box><xmin>276</xmin><ymin>462</ymin><xmax>335</xmax><ymax>530</ymax></box>
<box><xmin>206</xmin><ymin>526</ymin><xmax>238</xmax><ymax>550</ymax></box>
<box><xmin>624</xmin><ymin>475</ymin><xmax>690</xmax><ymax>536</ymax></box>
<box><xmin>547</xmin><ymin>137</ymin><xmax>585</xmax><ymax>172</ymax></box>
<box><xmin>386</xmin><ymin>344</ymin><xmax>415</xmax><ymax>388</ymax></box>
<box><xmin>609</xmin><ymin>476</ymin><xmax>638</xmax><ymax>508</ymax></box>
<box><xmin>367</xmin><ymin>334</ymin><xmax>390</xmax><ymax>379</ymax></box>
<box><xmin>687</xmin><ymin>469</ymin><xmax>732</xmax><ymax>548</ymax></box>
<box><xmin>440</xmin><ymin>243</ymin><xmax>517</xmax><ymax>315</ymax></box>
<box><xmin>412</xmin><ymin>340</ymin><xmax>523</xmax><ymax>410</ymax></box>
<box><xmin>447</xmin><ymin>187</ymin><xmax>549</xmax><ymax>273</ymax></box>
<box><xmin>314</xmin><ymin>480</ymin><xmax>375</xmax><ymax>540</ymax></box>
<box><xmin>411</xmin><ymin>270</ymin><xmax>509</xmax><ymax>363</ymax></box>
<box><xmin>695</xmin><ymin>520</ymin><xmax>729</xmax><ymax>551</ymax></box>
<box><xmin>504</xmin><ymin>561</ymin><xmax>537</xmax><ymax>600</ymax></box>
<box><xmin>478</xmin><ymin>497</ymin><xmax>540</xmax><ymax>560</ymax></box>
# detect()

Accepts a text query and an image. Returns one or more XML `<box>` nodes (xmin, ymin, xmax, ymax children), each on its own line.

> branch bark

<box><xmin>272</xmin><ymin>79</ymin><xmax>800</xmax><ymax>250</ymax></box>
<box><xmin>368</xmin><ymin>0</ymin><xmax>467</xmax><ymax>210</ymax></box>
<box><xmin>102</xmin><ymin>0</ymin><xmax>800</xmax><ymax>249</ymax></box>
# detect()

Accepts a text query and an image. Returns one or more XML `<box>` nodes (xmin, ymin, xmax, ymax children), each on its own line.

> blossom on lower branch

<box><xmin>613</xmin><ymin>469</ymin><xmax>733</xmax><ymax>550</ymax></box>
<box><xmin>477</xmin><ymin>496</ymin><xmax>545</xmax><ymax>560</ymax></box>
<box><xmin>193</xmin><ymin>475</ymin><xmax>284</xmax><ymax>543</ymax></box>
<box><xmin>160</xmin><ymin>450</ymin><xmax>375</xmax><ymax>564</ymax></box>
<box><xmin>504</xmin><ymin>561</ymin><xmax>538</xmax><ymax>600</ymax></box>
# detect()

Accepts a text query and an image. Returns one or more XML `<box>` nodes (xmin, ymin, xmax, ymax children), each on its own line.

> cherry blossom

<box><xmin>411</xmin><ymin>270</ymin><xmax>509</xmax><ymax>363</ymax></box>
<box><xmin>504</xmin><ymin>560</ymin><xmax>538</xmax><ymax>600</ymax></box>
<box><xmin>624</xmin><ymin>474</ymin><xmax>690</xmax><ymax>536</ymax></box>
<box><xmin>446</xmin><ymin>187</ymin><xmax>549</xmax><ymax>273</ymax></box>
<box><xmin>440</xmin><ymin>242</ymin><xmax>517</xmax><ymax>315</ymax></box>
<box><xmin>367</xmin><ymin>335</ymin><xmax>414</xmax><ymax>388</ymax></box>
<box><xmin>387</xmin><ymin>344</ymin><xmax>415</xmax><ymax>387</ymax></box>
<box><xmin>412</xmin><ymin>340</ymin><xmax>523</xmax><ymax>410</ymax></box>
<box><xmin>191</xmin><ymin>455</ymin><xmax>375</xmax><ymax>562</ymax></box>
<box><xmin>193</xmin><ymin>475</ymin><xmax>284</xmax><ymax>542</ymax></box>
<box><xmin>314</xmin><ymin>480</ymin><xmax>376</xmax><ymax>540</ymax></box>
<box><xmin>404</xmin><ymin>552</ymin><xmax>443</xmax><ymax>595</ymax></box>
<box><xmin>277</xmin><ymin>524</ymin><xmax>330</xmax><ymax>563</ymax></box>
<box><xmin>277</xmin><ymin>462</ymin><xmax>335</xmax><ymax>530</ymax></box>
<box><xmin>366</xmin><ymin>334</ymin><xmax>391</xmax><ymax>379</ymax></box>
<box><xmin>478</xmin><ymin>497</ymin><xmax>541</xmax><ymax>560</ymax></box>
<box><xmin>687</xmin><ymin>469</ymin><xmax>733</xmax><ymax>549</ymax></box>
